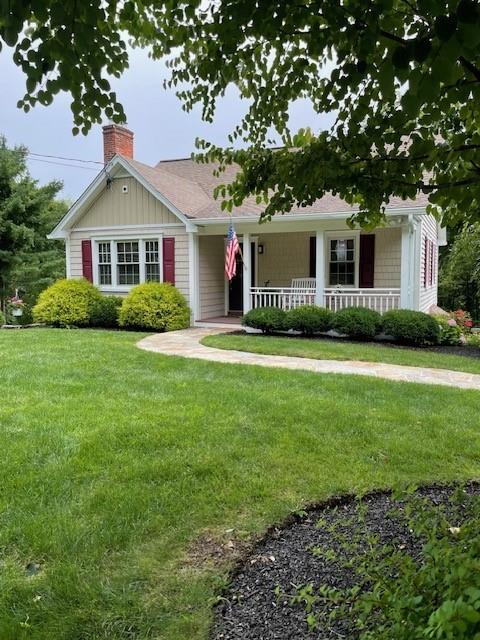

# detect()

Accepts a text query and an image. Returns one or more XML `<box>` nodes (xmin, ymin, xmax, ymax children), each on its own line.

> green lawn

<box><xmin>0</xmin><ymin>329</ymin><xmax>479</xmax><ymax>639</ymax></box>
<box><xmin>202</xmin><ymin>332</ymin><xmax>480</xmax><ymax>375</ymax></box>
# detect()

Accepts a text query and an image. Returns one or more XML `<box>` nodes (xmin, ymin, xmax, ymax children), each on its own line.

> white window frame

<box><xmin>325</xmin><ymin>231</ymin><xmax>360</xmax><ymax>289</ymax></box>
<box><xmin>92</xmin><ymin>234</ymin><xmax>163</xmax><ymax>292</ymax></box>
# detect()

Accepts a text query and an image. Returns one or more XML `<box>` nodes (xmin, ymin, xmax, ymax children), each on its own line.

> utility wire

<box><xmin>27</xmin><ymin>157</ymin><xmax>100</xmax><ymax>171</ymax></box>
<box><xmin>28</xmin><ymin>152</ymin><xmax>103</xmax><ymax>165</ymax></box>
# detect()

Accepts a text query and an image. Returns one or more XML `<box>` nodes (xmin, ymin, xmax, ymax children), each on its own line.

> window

<box><xmin>329</xmin><ymin>238</ymin><xmax>355</xmax><ymax>286</ymax></box>
<box><xmin>95</xmin><ymin>238</ymin><xmax>163</xmax><ymax>289</ymax></box>
<box><xmin>145</xmin><ymin>240</ymin><xmax>160</xmax><ymax>282</ymax></box>
<box><xmin>98</xmin><ymin>242</ymin><xmax>112</xmax><ymax>285</ymax></box>
<box><xmin>117</xmin><ymin>241</ymin><xmax>140</xmax><ymax>285</ymax></box>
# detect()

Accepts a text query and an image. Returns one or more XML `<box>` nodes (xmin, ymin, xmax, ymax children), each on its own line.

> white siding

<box><xmin>257</xmin><ymin>232</ymin><xmax>311</xmax><ymax>286</ymax></box>
<box><xmin>419</xmin><ymin>214</ymin><xmax>439</xmax><ymax>312</ymax></box>
<box><xmin>373</xmin><ymin>228</ymin><xmax>401</xmax><ymax>288</ymax></box>
<box><xmin>199</xmin><ymin>236</ymin><xmax>225</xmax><ymax>319</ymax></box>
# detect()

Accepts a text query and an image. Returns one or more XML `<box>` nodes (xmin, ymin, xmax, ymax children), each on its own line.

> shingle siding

<box><xmin>419</xmin><ymin>214</ymin><xmax>438</xmax><ymax>312</ymax></box>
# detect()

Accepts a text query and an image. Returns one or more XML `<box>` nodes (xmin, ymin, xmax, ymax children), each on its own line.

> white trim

<box><xmin>188</xmin><ymin>231</ymin><xmax>200</xmax><ymax>322</ymax></box>
<box><xmin>65</xmin><ymin>235</ymin><xmax>71</xmax><ymax>278</ymax></box>
<box><xmin>400</xmin><ymin>216</ymin><xmax>414</xmax><ymax>309</ymax></box>
<box><xmin>325</xmin><ymin>230</ymin><xmax>360</xmax><ymax>289</ymax></box>
<box><xmin>92</xmin><ymin>235</ymin><xmax>163</xmax><ymax>293</ymax></box>
<box><xmin>315</xmin><ymin>230</ymin><xmax>325</xmax><ymax>305</ymax></box>
<box><xmin>193</xmin><ymin>207</ymin><xmax>428</xmax><ymax>225</ymax></box>
<box><xmin>242</xmin><ymin>233</ymin><xmax>252</xmax><ymax>314</ymax></box>
<box><xmin>73</xmin><ymin>223</ymin><xmax>184</xmax><ymax>233</ymax></box>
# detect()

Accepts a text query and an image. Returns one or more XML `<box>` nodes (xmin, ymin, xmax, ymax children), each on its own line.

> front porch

<box><xmin>192</xmin><ymin>219</ymin><xmax>417</xmax><ymax>325</ymax></box>
<box><xmin>250</xmin><ymin>286</ymin><xmax>401</xmax><ymax>314</ymax></box>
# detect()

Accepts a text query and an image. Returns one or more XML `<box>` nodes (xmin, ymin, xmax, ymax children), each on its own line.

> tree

<box><xmin>2</xmin><ymin>1</ymin><xmax>480</xmax><ymax>226</ymax></box>
<box><xmin>439</xmin><ymin>223</ymin><xmax>480</xmax><ymax>317</ymax></box>
<box><xmin>0</xmin><ymin>137</ymin><xmax>66</xmax><ymax>312</ymax></box>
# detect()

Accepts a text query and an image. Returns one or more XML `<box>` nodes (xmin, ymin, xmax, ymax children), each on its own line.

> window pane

<box><xmin>145</xmin><ymin>240</ymin><xmax>159</xmax><ymax>263</ymax></box>
<box><xmin>118</xmin><ymin>264</ymin><xmax>140</xmax><ymax>285</ymax></box>
<box><xmin>117</xmin><ymin>241</ymin><xmax>139</xmax><ymax>264</ymax></box>
<box><xmin>328</xmin><ymin>237</ymin><xmax>355</xmax><ymax>286</ymax></box>
<box><xmin>146</xmin><ymin>263</ymin><xmax>160</xmax><ymax>282</ymax></box>
<box><xmin>99</xmin><ymin>264</ymin><xmax>112</xmax><ymax>285</ymax></box>
<box><xmin>98</xmin><ymin>242</ymin><xmax>112</xmax><ymax>285</ymax></box>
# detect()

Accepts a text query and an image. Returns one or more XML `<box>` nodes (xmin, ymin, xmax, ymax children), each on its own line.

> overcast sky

<box><xmin>1</xmin><ymin>46</ymin><xmax>334</xmax><ymax>201</ymax></box>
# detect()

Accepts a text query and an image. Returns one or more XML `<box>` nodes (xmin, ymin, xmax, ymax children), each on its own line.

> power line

<box><xmin>28</xmin><ymin>152</ymin><xmax>103</xmax><ymax>165</ymax></box>
<box><xmin>27</xmin><ymin>157</ymin><xmax>101</xmax><ymax>171</ymax></box>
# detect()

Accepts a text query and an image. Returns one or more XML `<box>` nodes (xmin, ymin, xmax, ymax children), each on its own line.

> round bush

<box><xmin>118</xmin><ymin>282</ymin><xmax>190</xmax><ymax>331</ymax></box>
<box><xmin>435</xmin><ymin>315</ymin><xmax>462</xmax><ymax>346</ymax></box>
<box><xmin>242</xmin><ymin>306</ymin><xmax>286</xmax><ymax>334</ymax></box>
<box><xmin>382</xmin><ymin>309</ymin><xmax>440</xmax><ymax>346</ymax></box>
<box><xmin>32</xmin><ymin>278</ymin><xmax>101</xmax><ymax>327</ymax></box>
<box><xmin>286</xmin><ymin>305</ymin><xmax>333</xmax><ymax>335</ymax></box>
<box><xmin>90</xmin><ymin>296</ymin><xmax>123</xmax><ymax>328</ymax></box>
<box><xmin>333</xmin><ymin>306</ymin><xmax>383</xmax><ymax>340</ymax></box>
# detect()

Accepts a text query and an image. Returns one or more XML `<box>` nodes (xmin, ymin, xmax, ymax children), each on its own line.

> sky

<box><xmin>0</xmin><ymin>46</ymin><xmax>333</xmax><ymax>202</ymax></box>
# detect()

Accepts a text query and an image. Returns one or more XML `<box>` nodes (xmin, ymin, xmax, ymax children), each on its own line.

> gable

<box><xmin>72</xmin><ymin>176</ymin><xmax>181</xmax><ymax>229</ymax></box>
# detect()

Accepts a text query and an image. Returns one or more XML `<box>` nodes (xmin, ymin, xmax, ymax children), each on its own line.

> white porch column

<box><xmin>400</xmin><ymin>217</ymin><xmax>414</xmax><ymax>309</ymax></box>
<box><xmin>242</xmin><ymin>233</ymin><xmax>251</xmax><ymax>313</ymax></box>
<box><xmin>315</xmin><ymin>230</ymin><xmax>325</xmax><ymax>306</ymax></box>
<box><xmin>188</xmin><ymin>231</ymin><xmax>200</xmax><ymax>323</ymax></box>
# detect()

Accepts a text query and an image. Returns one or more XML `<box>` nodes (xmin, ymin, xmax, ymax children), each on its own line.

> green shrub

<box><xmin>435</xmin><ymin>315</ymin><xmax>462</xmax><ymax>346</ymax></box>
<box><xmin>383</xmin><ymin>309</ymin><xmax>440</xmax><ymax>346</ymax></box>
<box><xmin>286</xmin><ymin>305</ymin><xmax>333</xmax><ymax>335</ymax></box>
<box><xmin>32</xmin><ymin>278</ymin><xmax>101</xmax><ymax>327</ymax></box>
<box><xmin>118</xmin><ymin>282</ymin><xmax>190</xmax><ymax>331</ymax></box>
<box><xmin>242</xmin><ymin>306</ymin><xmax>286</xmax><ymax>334</ymax></box>
<box><xmin>332</xmin><ymin>306</ymin><xmax>382</xmax><ymax>340</ymax></box>
<box><xmin>90</xmin><ymin>296</ymin><xmax>123</xmax><ymax>328</ymax></box>
<box><xmin>0</xmin><ymin>310</ymin><xmax>4</xmax><ymax>326</ymax></box>
<box><xmin>467</xmin><ymin>332</ymin><xmax>480</xmax><ymax>347</ymax></box>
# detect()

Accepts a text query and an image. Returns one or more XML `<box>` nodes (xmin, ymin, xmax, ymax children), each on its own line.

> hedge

<box><xmin>286</xmin><ymin>305</ymin><xmax>333</xmax><ymax>335</ymax></box>
<box><xmin>242</xmin><ymin>306</ymin><xmax>286</xmax><ymax>333</ymax></box>
<box><xmin>332</xmin><ymin>306</ymin><xmax>383</xmax><ymax>340</ymax></box>
<box><xmin>382</xmin><ymin>309</ymin><xmax>440</xmax><ymax>346</ymax></box>
<box><xmin>90</xmin><ymin>296</ymin><xmax>123</xmax><ymax>328</ymax></box>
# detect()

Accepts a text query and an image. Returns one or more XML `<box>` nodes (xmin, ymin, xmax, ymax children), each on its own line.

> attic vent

<box><xmin>122</xmin><ymin>184</ymin><xmax>128</xmax><ymax>194</ymax></box>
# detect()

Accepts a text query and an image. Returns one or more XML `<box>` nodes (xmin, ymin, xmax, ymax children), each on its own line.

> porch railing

<box><xmin>324</xmin><ymin>288</ymin><xmax>401</xmax><ymax>313</ymax></box>
<box><xmin>250</xmin><ymin>287</ymin><xmax>401</xmax><ymax>313</ymax></box>
<box><xmin>250</xmin><ymin>287</ymin><xmax>316</xmax><ymax>311</ymax></box>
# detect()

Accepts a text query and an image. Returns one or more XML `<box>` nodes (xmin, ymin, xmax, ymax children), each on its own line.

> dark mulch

<box><xmin>212</xmin><ymin>483</ymin><xmax>479</xmax><ymax>640</ymax></box>
<box><xmin>228</xmin><ymin>331</ymin><xmax>480</xmax><ymax>359</ymax></box>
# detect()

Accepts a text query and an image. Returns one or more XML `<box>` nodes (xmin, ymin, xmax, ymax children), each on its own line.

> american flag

<box><xmin>225</xmin><ymin>223</ymin><xmax>240</xmax><ymax>280</ymax></box>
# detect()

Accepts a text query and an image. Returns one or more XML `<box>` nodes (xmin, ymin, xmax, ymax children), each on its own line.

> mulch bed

<box><xmin>212</xmin><ymin>483</ymin><xmax>479</xmax><ymax>640</ymax></box>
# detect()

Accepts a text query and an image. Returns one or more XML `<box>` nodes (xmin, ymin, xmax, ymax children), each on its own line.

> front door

<box><xmin>228</xmin><ymin>242</ymin><xmax>256</xmax><ymax>314</ymax></box>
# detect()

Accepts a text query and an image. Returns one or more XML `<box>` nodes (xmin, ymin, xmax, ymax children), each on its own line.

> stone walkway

<box><xmin>137</xmin><ymin>328</ymin><xmax>480</xmax><ymax>390</ymax></box>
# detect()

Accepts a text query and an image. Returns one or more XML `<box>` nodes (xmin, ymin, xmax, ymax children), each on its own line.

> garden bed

<box><xmin>212</xmin><ymin>483</ymin><xmax>480</xmax><ymax>640</ymax></box>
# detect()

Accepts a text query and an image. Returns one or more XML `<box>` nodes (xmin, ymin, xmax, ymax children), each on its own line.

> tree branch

<box><xmin>459</xmin><ymin>56</ymin><xmax>480</xmax><ymax>82</ymax></box>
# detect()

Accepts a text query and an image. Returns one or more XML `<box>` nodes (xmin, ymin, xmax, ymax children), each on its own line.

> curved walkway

<box><xmin>137</xmin><ymin>329</ymin><xmax>480</xmax><ymax>390</ymax></box>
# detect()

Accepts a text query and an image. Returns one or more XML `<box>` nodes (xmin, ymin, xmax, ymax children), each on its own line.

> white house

<box><xmin>49</xmin><ymin>125</ymin><xmax>446</xmax><ymax>326</ymax></box>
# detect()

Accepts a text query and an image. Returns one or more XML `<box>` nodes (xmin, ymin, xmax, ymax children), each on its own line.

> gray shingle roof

<box><xmin>123</xmin><ymin>155</ymin><xmax>429</xmax><ymax>220</ymax></box>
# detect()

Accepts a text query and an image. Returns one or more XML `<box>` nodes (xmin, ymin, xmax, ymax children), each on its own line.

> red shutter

<box><xmin>359</xmin><ymin>234</ymin><xmax>375</xmax><ymax>288</ymax></box>
<box><xmin>81</xmin><ymin>240</ymin><xmax>93</xmax><ymax>282</ymax></box>
<box><xmin>423</xmin><ymin>236</ymin><xmax>428</xmax><ymax>288</ymax></box>
<box><xmin>163</xmin><ymin>237</ymin><xmax>175</xmax><ymax>285</ymax></box>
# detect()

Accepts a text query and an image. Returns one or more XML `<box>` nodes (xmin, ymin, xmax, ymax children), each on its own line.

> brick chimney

<box><xmin>102</xmin><ymin>123</ymin><xmax>134</xmax><ymax>164</ymax></box>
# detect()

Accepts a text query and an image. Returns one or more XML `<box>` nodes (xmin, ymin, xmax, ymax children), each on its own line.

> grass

<box><xmin>0</xmin><ymin>328</ymin><xmax>479</xmax><ymax>639</ymax></box>
<box><xmin>202</xmin><ymin>332</ymin><xmax>480</xmax><ymax>375</ymax></box>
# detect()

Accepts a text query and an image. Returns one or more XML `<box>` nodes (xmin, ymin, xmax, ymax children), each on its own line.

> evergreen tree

<box><xmin>0</xmin><ymin>136</ymin><xmax>66</xmax><ymax>314</ymax></box>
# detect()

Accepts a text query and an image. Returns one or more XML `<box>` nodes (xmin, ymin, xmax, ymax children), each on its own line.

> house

<box><xmin>49</xmin><ymin>125</ymin><xmax>446</xmax><ymax>326</ymax></box>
